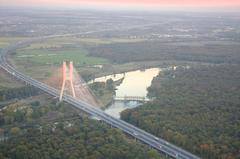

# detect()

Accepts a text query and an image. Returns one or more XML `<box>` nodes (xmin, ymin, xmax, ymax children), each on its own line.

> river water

<box><xmin>93</xmin><ymin>68</ymin><xmax>161</xmax><ymax>118</ymax></box>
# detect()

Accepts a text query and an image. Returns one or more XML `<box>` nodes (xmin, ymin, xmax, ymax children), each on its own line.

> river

<box><xmin>93</xmin><ymin>68</ymin><xmax>161</xmax><ymax>118</ymax></box>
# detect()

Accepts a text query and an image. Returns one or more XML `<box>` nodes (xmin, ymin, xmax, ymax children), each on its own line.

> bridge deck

<box><xmin>114</xmin><ymin>96</ymin><xmax>150</xmax><ymax>102</ymax></box>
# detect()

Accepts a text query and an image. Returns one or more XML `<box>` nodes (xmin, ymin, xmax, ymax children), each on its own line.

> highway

<box><xmin>0</xmin><ymin>36</ymin><xmax>201</xmax><ymax>159</ymax></box>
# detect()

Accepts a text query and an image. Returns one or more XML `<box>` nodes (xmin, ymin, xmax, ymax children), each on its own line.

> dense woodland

<box><xmin>0</xmin><ymin>86</ymin><xmax>166</xmax><ymax>159</ymax></box>
<box><xmin>0</xmin><ymin>117</ymin><xmax>164</xmax><ymax>159</ymax></box>
<box><xmin>88</xmin><ymin>41</ymin><xmax>240</xmax><ymax>64</ymax></box>
<box><xmin>121</xmin><ymin>64</ymin><xmax>240</xmax><ymax>159</ymax></box>
<box><xmin>0</xmin><ymin>86</ymin><xmax>40</xmax><ymax>102</ymax></box>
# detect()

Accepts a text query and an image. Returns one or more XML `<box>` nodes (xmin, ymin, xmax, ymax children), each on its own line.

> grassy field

<box><xmin>11</xmin><ymin>47</ymin><xmax>109</xmax><ymax>81</ymax></box>
<box><xmin>0</xmin><ymin>37</ymin><xmax>28</xmax><ymax>48</ymax></box>
<box><xmin>48</xmin><ymin>37</ymin><xmax>146</xmax><ymax>44</ymax></box>
<box><xmin>24</xmin><ymin>37</ymin><xmax>146</xmax><ymax>50</ymax></box>
<box><xmin>0</xmin><ymin>35</ymin><xmax>146</xmax><ymax>50</ymax></box>
<box><xmin>12</xmin><ymin>36</ymin><xmax>147</xmax><ymax>68</ymax></box>
<box><xmin>14</xmin><ymin>48</ymin><xmax>108</xmax><ymax>66</ymax></box>
<box><xmin>10</xmin><ymin>37</ymin><xmax>147</xmax><ymax>80</ymax></box>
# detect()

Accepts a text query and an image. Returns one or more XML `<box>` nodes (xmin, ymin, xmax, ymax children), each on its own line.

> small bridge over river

<box><xmin>114</xmin><ymin>96</ymin><xmax>150</xmax><ymax>102</ymax></box>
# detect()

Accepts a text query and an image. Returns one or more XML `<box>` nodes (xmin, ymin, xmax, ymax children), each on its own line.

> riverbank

<box><xmin>89</xmin><ymin>77</ymin><xmax>124</xmax><ymax>108</ymax></box>
<box><xmin>101</xmin><ymin>68</ymin><xmax>161</xmax><ymax>117</ymax></box>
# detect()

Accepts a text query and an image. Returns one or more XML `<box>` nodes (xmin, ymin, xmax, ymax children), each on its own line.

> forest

<box><xmin>121</xmin><ymin>64</ymin><xmax>240</xmax><ymax>159</ymax></box>
<box><xmin>0</xmin><ymin>116</ymin><xmax>165</xmax><ymax>159</ymax></box>
<box><xmin>88</xmin><ymin>41</ymin><xmax>240</xmax><ymax>64</ymax></box>
<box><xmin>0</xmin><ymin>86</ymin><xmax>40</xmax><ymax>102</ymax></box>
<box><xmin>0</xmin><ymin>85</ymin><xmax>166</xmax><ymax>159</ymax></box>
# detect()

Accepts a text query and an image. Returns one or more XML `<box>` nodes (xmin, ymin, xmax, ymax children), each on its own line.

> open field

<box><xmin>0</xmin><ymin>37</ymin><xmax>28</xmax><ymax>48</ymax></box>
<box><xmin>46</xmin><ymin>37</ymin><xmax>146</xmax><ymax>44</ymax></box>
<box><xmin>23</xmin><ymin>37</ymin><xmax>146</xmax><ymax>50</ymax></box>
<box><xmin>14</xmin><ymin>48</ymin><xmax>108</xmax><ymax>66</ymax></box>
<box><xmin>12</xmin><ymin>36</ymin><xmax>146</xmax><ymax>68</ymax></box>
<box><xmin>10</xmin><ymin>37</ymin><xmax>149</xmax><ymax>81</ymax></box>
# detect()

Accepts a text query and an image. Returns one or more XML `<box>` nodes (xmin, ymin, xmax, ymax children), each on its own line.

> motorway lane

<box><xmin>0</xmin><ymin>37</ymin><xmax>201</xmax><ymax>159</ymax></box>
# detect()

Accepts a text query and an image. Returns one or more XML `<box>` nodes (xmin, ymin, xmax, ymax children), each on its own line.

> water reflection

<box><xmin>105</xmin><ymin>101</ymin><xmax>141</xmax><ymax>118</ymax></box>
<box><xmin>100</xmin><ymin>68</ymin><xmax>161</xmax><ymax>118</ymax></box>
<box><xmin>114</xmin><ymin>68</ymin><xmax>160</xmax><ymax>97</ymax></box>
<box><xmin>93</xmin><ymin>68</ymin><xmax>160</xmax><ymax>97</ymax></box>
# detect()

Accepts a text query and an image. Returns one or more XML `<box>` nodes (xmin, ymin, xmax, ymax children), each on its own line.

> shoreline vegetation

<box><xmin>121</xmin><ymin>64</ymin><xmax>240</xmax><ymax>159</ymax></box>
<box><xmin>90</xmin><ymin>77</ymin><xmax>125</xmax><ymax>108</ymax></box>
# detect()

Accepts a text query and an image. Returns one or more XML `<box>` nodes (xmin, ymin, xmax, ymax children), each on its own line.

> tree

<box><xmin>10</xmin><ymin>127</ymin><xmax>20</xmax><ymax>136</ymax></box>
<box><xmin>0</xmin><ymin>113</ymin><xmax>4</xmax><ymax>126</ymax></box>
<box><xmin>30</xmin><ymin>101</ymin><xmax>40</xmax><ymax>107</ymax></box>
<box><xmin>106</xmin><ymin>79</ymin><xmax>114</xmax><ymax>90</ymax></box>
<box><xmin>147</xmin><ymin>149</ymin><xmax>160</xmax><ymax>159</ymax></box>
<box><xmin>57</xmin><ymin>122</ymin><xmax>64</xmax><ymax>130</ymax></box>
<box><xmin>14</xmin><ymin>110</ymin><xmax>25</xmax><ymax>122</ymax></box>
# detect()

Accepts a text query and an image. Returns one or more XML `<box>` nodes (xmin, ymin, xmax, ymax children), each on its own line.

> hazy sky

<box><xmin>1</xmin><ymin>0</ymin><xmax>240</xmax><ymax>10</ymax></box>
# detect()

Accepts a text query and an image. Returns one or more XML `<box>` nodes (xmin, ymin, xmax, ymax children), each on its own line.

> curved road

<box><xmin>0</xmin><ymin>35</ymin><xmax>200</xmax><ymax>159</ymax></box>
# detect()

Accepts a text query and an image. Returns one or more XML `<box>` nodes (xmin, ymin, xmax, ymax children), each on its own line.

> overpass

<box><xmin>0</xmin><ymin>35</ymin><xmax>200</xmax><ymax>159</ymax></box>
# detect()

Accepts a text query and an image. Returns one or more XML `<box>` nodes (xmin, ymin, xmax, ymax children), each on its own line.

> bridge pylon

<box><xmin>59</xmin><ymin>61</ymin><xmax>76</xmax><ymax>101</ymax></box>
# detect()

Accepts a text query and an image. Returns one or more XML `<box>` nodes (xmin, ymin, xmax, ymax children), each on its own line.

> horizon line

<box><xmin>1</xmin><ymin>5</ymin><xmax>240</xmax><ymax>13</ymax></box>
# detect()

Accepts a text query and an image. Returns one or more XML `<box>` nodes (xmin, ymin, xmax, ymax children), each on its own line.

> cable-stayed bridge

<box><xmin>0</xmin><ymin>35</ymin><xmax>200</xmax><ymax>159</ymax></box>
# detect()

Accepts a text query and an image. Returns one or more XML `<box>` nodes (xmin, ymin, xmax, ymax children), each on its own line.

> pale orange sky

<box><xmin>1</xmin><ymin>0</ymin><xmax>240</xmax><ymax>9</ymax></box>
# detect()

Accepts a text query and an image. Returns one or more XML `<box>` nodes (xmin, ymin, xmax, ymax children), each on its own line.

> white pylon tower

<box><xmin>59</xmin><ymin>61</ymin><xmax>76</xmax><ymax>101</ymax></box>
